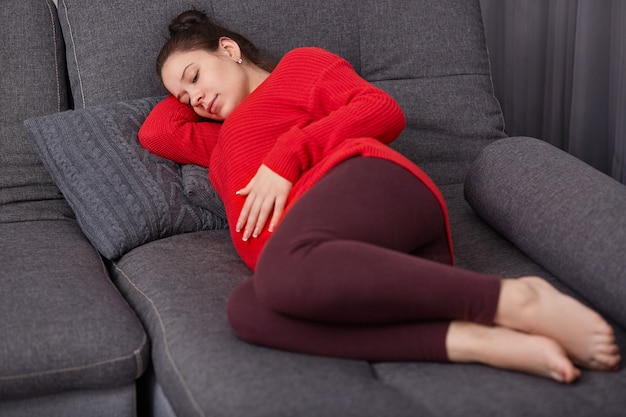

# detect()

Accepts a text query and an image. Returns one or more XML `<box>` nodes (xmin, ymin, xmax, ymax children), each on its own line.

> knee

<box><xmin>226</xmin><ymin>279</ymin><xmax>260</xmax><ymax>343</ymax></box>
<box><xmin>227</xmin><ymin>279</ymin><xmax>294</xmax><ymax>350</ymax></box>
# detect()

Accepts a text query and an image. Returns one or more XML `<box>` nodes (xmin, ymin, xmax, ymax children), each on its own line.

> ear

<box><xmin>219</xmin><ymin>37</ymin><xmax>242</xmax><ymax>63</ymax></box>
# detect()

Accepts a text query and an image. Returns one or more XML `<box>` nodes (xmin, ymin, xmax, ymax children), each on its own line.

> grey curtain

<box><xmin>479</xmin><ymin>0</ymin><xmax>626</xmax><ymax>184</ymax></box>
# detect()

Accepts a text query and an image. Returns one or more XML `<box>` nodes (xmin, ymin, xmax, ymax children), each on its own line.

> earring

<box><xmin>237</xmin><ymin>58</ymin><xmax>243</xmax><ymax>64</ymax></box>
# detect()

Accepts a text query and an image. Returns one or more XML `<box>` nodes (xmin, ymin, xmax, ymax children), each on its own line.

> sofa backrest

<box><xmin>57</xmin><ymin>0</ymin><xmax>506</xmax><ymax>185</ymax></box>
<box><xmin>0</xmin><ymin>0</ymin><xmax>73</xmax><ymax>222</ymax></box>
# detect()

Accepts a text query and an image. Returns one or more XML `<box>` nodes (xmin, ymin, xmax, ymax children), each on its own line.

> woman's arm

<box><xmin>262</xmin><ymin>50</ymin><xmax>407</xmax><ymax>184</ymax></box>
<box><xmin>138</xmin><ymin>95</ymin><xmax>220</xmax><ymax>167</ymax></box>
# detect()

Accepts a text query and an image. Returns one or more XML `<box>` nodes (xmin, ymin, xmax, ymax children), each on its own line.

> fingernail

<box><xmin>252</xmin><ymin>228</ymin><xmax>259</xmax><ymax>238</ymax></box>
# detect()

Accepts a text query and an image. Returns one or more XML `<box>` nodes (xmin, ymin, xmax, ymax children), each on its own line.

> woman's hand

<box><xmin>236</xmin><ymin>164</ymin><xmax>293</xmax><ymax>241</ymax></box>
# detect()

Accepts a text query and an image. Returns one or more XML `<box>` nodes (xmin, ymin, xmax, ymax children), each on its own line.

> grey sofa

<box><xmin>1</xmin><ymin>0</ymin><xmax>625</xmax><ymax>416</ymax></box>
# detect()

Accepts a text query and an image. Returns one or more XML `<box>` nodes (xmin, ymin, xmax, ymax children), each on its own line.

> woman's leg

<box><xmin>227</xmin><ymin>157</ymin><xmax>620</xmax><ymax>379</ymax></box>
<box><xmin>252</xmin><ymin>157</ymin><xmax>501</xmax><ymax>325</ymax></box>
<box><xmin>229</xmin><ymin>157</ymin><xmax>499</xmax><ymax>361</ymax></box>
<box><xmin>228</xmin><ymin>279</ymin><xmax>587</xmax><ymax>382</ymax></box>
<box><xmin>228</xmin><ymin>278</ymin><xmax>450</xmax><ymax>362</ymax></box>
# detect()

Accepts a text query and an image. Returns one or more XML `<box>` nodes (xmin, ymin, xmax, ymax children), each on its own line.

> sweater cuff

<box><xmin>262</xmin><ymin>126</ymin><xmax>308</xmax><ymax>184</ymax></box>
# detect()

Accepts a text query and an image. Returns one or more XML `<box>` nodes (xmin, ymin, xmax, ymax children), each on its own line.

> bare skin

<box><xmin>447</xmin><ymin>276</ymin><xmax>621</xmax><ymax>383</ymax></box>
<box><xmin>447</xmin><ymin>321</ymin><xmax>582</xmax><ymax>383</ymax></box>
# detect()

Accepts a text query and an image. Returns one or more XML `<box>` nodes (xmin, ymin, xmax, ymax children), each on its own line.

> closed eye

<box><xmin>187</xmin><ymin>71</ymin><xmax>199</xmax><ymax>106</ymax></box>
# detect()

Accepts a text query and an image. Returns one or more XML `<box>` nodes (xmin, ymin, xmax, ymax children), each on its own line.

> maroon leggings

<box><xmin>227</xmin><ymin>157</ymin><xmax>501</xmax><ymax>362</ymax></box>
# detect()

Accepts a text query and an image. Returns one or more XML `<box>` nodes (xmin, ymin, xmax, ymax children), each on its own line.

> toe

<box><xmin>587</xmin><ymin>352</ymin><xmax>621</xmax><ymax>371</ymax></box>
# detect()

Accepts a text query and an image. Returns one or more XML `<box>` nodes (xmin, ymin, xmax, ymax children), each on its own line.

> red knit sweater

<box><xmin>139</xmin><ymin>47</ymin><xmax>453</xmax><ymax>270</ymax></box>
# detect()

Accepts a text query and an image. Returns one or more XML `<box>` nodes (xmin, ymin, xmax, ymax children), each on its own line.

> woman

<box><xmin>139</xmin><ymin>10</ymin><xmax>620</xmax><ymax>383</ymax></box>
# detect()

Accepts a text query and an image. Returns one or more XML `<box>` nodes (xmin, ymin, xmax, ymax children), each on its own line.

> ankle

<box><xmin>494</xmin><ymin>278</ymin><xmax>539</xmax><ymax>330</ymax></box>
<box><xmin>446</xmin><ymin>321</ymin><xmax>489</xmax><ymax>363</ymax></box>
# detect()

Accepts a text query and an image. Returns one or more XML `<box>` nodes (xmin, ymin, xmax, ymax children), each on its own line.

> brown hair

<box><xmin>156</xmin><ymin>9</ymin><xmax>276</xmax><ymax>81</ymax></box>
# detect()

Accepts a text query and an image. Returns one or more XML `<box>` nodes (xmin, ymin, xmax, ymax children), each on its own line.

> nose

<box><xmin>190</xmin><ymin>90</ymin><xmax>204</xmax><ymax>107</ymax></box>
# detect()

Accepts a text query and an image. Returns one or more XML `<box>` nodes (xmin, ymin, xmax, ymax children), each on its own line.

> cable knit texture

<box><xmin>140</xmin><ymin>47</ymin><xmax>453</xmax><ymax>270</ymax></box>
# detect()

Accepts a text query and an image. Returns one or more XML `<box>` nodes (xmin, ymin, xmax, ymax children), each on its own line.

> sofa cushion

<box><xmin>0</xmin><ymin>385</ymin><xmax>136</xmax><ymax>417</ymax></box>
<box><xmin>181</xmin><ymin>164</ymin><xmax>225</xmax><ymax>215</ymax></box>
<box><xmin>465</xmin><ymin>137</ymin><xmax>626</xmax><ymax>328</ymax></box>
<box><xmin>57</xmin><ymin>0</ymin><xmax>505</xmax><ymax>186</ymax></box>
<box><xmin>440</xmin><ymin>183</ymin><xmax>555</xmax><ymax>278</ymax></box>
<box><xmin>0</xmin><ymin>0</ymin><xmax>73</xmax><ymax>222</ymax></box>
<box><xmin>110</xmin><ymin>230</ymin><xmax>425</xmax><ymax>417</ymax></box>
<box><xmin>24</xmin><ymin>97</ymin><xmax>227</xmax><ymax>260</ymax></box>
<box><xmin>111</xmin><ymin>213</ymin><xmax>626</xmax><ymax>417</ymax></box>
<box><xmin>57</xmin><ymin>0</ymin><xmax>360</xmax><ymax>108</ymax></box>
<box><xmin>373</xmin><ymin>339</ymin><xmax>626</xmax><ymax>417</ymax></box>
<box><xmin>0</xmin><ymin>220</ymin><xmax>149</xmax><ymax>400</ymax></box>
<box><xmin>357</xmin><ymin>0</ymin><xmax>507</xmax><ymax>184</ymax></box>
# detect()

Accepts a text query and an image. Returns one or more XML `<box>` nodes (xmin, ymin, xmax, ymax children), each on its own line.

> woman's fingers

<box><xmin>251</xmin><ymin>195</ymin><xmax>276</xmax><ymax>239</ymax></box>
<box><xmin>235</xmin><ymin>181</ymin><xmax>254</xmax><ymax>233</ymax></box>
<box><xmin>235</xmin><ymin>164</ymin><xmax>292</xmax><ymax>241</ymax></box>
<box><xmin>239</xmin><ymin>193</ymin><xmax>274</xmax><ymax>241</ymax></box>
<box><xmin>268</xmin><ymin>193</ymin><xmax>287</xmax><ymax>233</ymax></box>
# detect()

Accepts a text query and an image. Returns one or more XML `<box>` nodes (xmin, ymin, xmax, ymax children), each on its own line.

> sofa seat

<box><xmin>110</xmin><ymin>189</ymin><xmax>626</xmax><ymax>417</ymax></box>
<box><xmin>7</xmin><ymin>0</ymin><xmax>620</xmax><ymax>415</ymax></box>
<box><xmin>0</xmin><ymin>220</ymin><xmax>149</xmax><ymax>411</ymax></box>
<box><xmin>111</xmin><ymin>230</ymin><xmax>422</xmax><ymax>417</ymax></box>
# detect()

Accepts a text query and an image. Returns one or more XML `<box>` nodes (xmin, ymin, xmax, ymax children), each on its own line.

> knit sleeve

<box><xmin>138</xmin><ymin>95</ymin><xmax>220</xmax><ymax>167</ymax></box>
<box><xmin>262</xmin><ymin>50</ymin><xmax>406</xmax><ymax>183</ymax></box>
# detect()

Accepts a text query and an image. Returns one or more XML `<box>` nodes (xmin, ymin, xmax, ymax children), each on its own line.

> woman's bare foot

<box><xmin>495</xmin><ymin>276</ymin><xmax>621</xmax><ymax>371</ymax></box>
<box><xmin>447</xmin><ymin>321</ymin><xmax>581</xmax><ymax>383</ymax></box>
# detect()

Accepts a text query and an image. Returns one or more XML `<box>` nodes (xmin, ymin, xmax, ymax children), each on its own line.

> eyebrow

<box><xmin>181</xmin><ymin>63</ymin><xmax>193</xmax><ymax>81</ymax></box>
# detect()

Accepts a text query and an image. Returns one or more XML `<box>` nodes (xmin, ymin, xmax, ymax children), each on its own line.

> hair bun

<box><xmin>168</xmin><ymin>9</ymin><xmax>209</xmax><ymax>36</ymax></box>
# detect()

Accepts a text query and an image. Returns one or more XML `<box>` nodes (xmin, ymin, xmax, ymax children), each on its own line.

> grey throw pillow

<box><xmin>24</xmin><ymin>96</ymin><xmax>227</xmax><ymax>260</ymax></box>
<box><xmin>181</xmin><ymin>164</ymin><xmax>226</xmax><ymax>217</ymax></box>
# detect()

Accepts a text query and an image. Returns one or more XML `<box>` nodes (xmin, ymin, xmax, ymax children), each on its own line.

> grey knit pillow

<box><xmin>24</xmin><ymin>96</ymin><xmax>226</xmax><ymax>259</ymax></box>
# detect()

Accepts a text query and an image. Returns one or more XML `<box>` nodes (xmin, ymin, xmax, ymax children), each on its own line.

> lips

<box><xmin>207</xmin><ymin>95</ymin><xmax>218</xmax><ymax>115</ymax></box>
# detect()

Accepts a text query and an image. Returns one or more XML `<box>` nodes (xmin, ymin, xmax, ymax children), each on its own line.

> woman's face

<box><xmin>161</xmin><ymin>46</ymin><xmax>249</xmax><ymax>121</ymax></box>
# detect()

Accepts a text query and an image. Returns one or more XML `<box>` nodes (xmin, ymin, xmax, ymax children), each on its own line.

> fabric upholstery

<box><xmin>1</xmin><ymin>0</ymin><xmax>148</xmax><ymax>411</ymax></box>
<box><xmin>357</xmin><ymin>0</ymin><xmax>507</xmax><ymax>184</ymax></box>
<box><xmin>0</xmin><ymin>220</ymin><xmax>149</xmax><ymax>400</ymax></box>
<box><xmin>0</xmin><ymin>385</ymin><xmax>136</xmax><ymax>417</ymax></box>
<box><xmin>181</xmin><ymin>165</ymin><xmax>227</xmax><ymax>219</ymax></box>
<box><xmin>0</xmin><ymin>0</ymin><xmax>73</xmax><ymax>222</ymax></box>
<box><xmin>373</xmin><ymin>338</ymin><xmax>626</xmax><ymax>417</ymax></box>
<box><xmin>111</xmin><ymin>230</ymin><xmax>424</xmax><ymax>417</ymax></box>
<box><xmin>465</xmin><ymin>137</ymin><xmax>626</xmax><ymax>328</ymax></box>
<box><xmin>113</xmin><ymin>210</ymin><xmax>626</xmax><ymax>417</ymax></box>
<box><xmin>24</xmin><ymin>97</ymin><xmax>227</xmax><ymax>260</ymax></box>
<box><xmin>441</xmin><ymin>184</ymin><xmax>556</xmax><ymax>278</ymax></box>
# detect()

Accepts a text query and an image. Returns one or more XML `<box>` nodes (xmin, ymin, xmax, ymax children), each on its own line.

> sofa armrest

<box><xmin>464</xmin><ymin>137</ymin><xmax>626</xmax><ymax>327</ymax></box>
